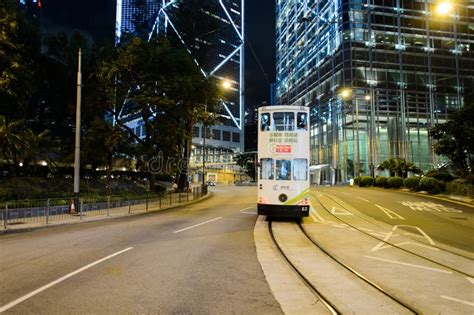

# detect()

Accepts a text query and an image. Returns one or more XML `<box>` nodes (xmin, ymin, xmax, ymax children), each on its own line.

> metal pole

<box><xmin>46</xmin><ymin>199</ymin><xmax>50</xmax><ymax>225</ymax></box>
<box><xmin>4</xmin><ymin>202</ymin><xmax>8</xmax><ymax>229</ymax></box>
<box><xmin>79</xmin><ymin>198</ymin><xmax>83</xmax><ymax>220</ymax></box>
<box><xmin>107</xmin><ymin>196</ymin><xmax>110</xmax><ymax>216</ymax></box>
<box><xmin>202</xmin><ymin>102</ymin><xmax>207</xmax><ymax>195</ymax></box>
<box><xmin>356</xmin><ymin>97</ymin><xmax>360</xmax><ymax>177</ymax></box>
<box><xmin>73</xmin><ymin>49</ymin><xmax>82</xmax><ymax>211</ymax></box>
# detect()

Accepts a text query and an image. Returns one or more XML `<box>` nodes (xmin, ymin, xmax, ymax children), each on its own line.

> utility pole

<box><xmin>73</xmin><ymin>49</ymin><xmax>82</xmax><ymax>211</ymax></box>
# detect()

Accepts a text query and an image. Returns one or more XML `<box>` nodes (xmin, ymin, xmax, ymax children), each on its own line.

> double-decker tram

<box><xmin>257</xmin><ymin>106</ymin><xmax>310</xmax><ymax>218</ymax></box>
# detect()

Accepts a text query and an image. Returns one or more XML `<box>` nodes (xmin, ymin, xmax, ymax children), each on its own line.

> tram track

<box><xmin>268</xmin><ymin>220</ymin><xmax>418</xmax><ymax>314</ymax></box>
<box><xmin>311</xmin><ymin>192</ymin><xmax>474</xmax><ymax>278</ymax></box>
<box><xmin>268</xmin><ymin>220</ymin><xmax>340</xmax><ymax>315</ymax></box>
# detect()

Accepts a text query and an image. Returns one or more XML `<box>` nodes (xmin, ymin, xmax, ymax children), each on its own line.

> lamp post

<box><xmin>201</xmin><ymin>79</ymin><xmax>232</xmax><ymax>193</ymax></box>
<box><xmin>73</xmin><ymin>49</ymin><xmax>82</xmax><ymax>212</ymax></box>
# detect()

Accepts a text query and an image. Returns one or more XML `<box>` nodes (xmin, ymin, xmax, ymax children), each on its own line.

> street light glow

<box><xmin>365</xmin><ymin>95</ymin><xmax>371</xmax><ymax>101</ymax></box>
<box><xmin>222</xmin><ymin>79</ymin><xmax>232</xmax><ymax>90</ymax></box>
<box><xmin>435</xmin><ymin>1</ymin><xmax>454</xmax><ymax>16</ymax></box>
<box><xmin>340</xmin><ymin>89</ymin><xmax>352</xmax><ymax>100</ymax></box>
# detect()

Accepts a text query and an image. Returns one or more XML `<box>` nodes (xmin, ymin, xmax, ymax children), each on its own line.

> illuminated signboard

<box><xmin>276</xmin><ymin>145</ymin><xmax>292</xmax><ymax>153</ymax></box>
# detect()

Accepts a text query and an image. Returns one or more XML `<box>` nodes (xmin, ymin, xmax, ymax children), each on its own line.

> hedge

<box><xmin>375</xmin><ymin>176</ymin><xmax>388</xmax><ymax>188</ymax></box>
<box><xmin>419</xmin><ymin>177</ymin><xmax>442</xmax><ymax>194</ymax></box>
<box><xmin>359</xmin><ymin>176</ymin><xmax>374</xmax><ymax>187</ymax></box>
<box><xmin>403</xmin><ymin>177</ymin><xmax>420</xmax><ymax>191</ymax></box>
<box><xmin>387</xmin><ymin>176</ymin><xmax>403</xmax><ymax>188</ymax></box>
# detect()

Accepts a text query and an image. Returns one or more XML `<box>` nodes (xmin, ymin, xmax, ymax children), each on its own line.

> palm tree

<box><xmin>378</xmin><ymin>158</ymin><xmax>423</xmax><ymax>178</ymax></box>
<box><xmin>0</xmin><ymin>116</ymin><xmax>27</xmax><ymax>173</ymax></box>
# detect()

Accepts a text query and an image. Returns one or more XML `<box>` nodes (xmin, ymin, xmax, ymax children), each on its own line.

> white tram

<box><xmin>257</xmin><ymin>106</ymin><xmax>310</xmax><ymax>218</ymax></box>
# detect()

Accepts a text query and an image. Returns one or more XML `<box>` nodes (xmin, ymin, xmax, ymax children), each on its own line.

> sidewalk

<box><xmin>0</xmin><ymin>192</ymin><xmax>212</xmax><ymax>235</ymax></box>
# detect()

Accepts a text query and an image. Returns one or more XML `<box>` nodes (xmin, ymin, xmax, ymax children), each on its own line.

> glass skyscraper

<box><xmin>275</xmin><ymin>0</ymin><xmax>473</xmax><ymax>182</ymax></box>
<box><xmin>115</xmin><ymin>0</ymin><xmax>244</xmax><ymax>169</ymax></box>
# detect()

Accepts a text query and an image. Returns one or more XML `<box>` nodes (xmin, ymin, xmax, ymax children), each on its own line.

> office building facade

<box><xmin>115</xmin><ymin>0</ymin><xmax>244</xmax><ymax>172</ymax></box>
<box><xmin>275</xmin><ymin>0</ymin><xmax>473</xmax><ymax>182</ymax></box>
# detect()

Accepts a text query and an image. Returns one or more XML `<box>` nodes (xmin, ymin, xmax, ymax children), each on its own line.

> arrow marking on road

<box><xmin>331</xmin><ymin>206</ymin><xmax>353</xmax><ymax>216</ymax></box>
<box><xmin>357</xmin><ymin>197</ymin><xmax>370</xmax><ymax>203</ymax></box>
<box><xmin>440</xmin><ymin>295</ymin><xmax>474</xmax><ymax>307</ymax></box>
<box><xmin>364</xmin><ymin>255</ymin><xmax>452</xmax><ymax>274</ymax></box>
<box><xmin>0</xmin><ymin>247</ymin><xmax>134</xmax><ymax>313</ymax></box>
<box><xmin>375</xmin><ymin>204</ymin><xmax>405</xmax><ymax>220</ymax></box>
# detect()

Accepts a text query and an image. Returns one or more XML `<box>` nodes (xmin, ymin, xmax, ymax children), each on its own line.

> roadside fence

<box><xmin>1</xmin><ymin>186</ymin><xmax>206</xmax><ymax>230</ymax></box>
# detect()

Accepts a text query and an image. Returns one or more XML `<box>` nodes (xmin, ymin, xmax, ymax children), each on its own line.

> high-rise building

<box><xmin>275</xmin><ymin>0</ymin><xmax>473</xmax><ymax>182</ymax></box>
<box><xmin>115</xmin><ymin>0</ymin><xmax>244</xmax><ymax>175</ymax></box>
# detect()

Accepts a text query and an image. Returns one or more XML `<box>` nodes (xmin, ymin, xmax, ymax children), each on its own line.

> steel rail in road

<box><xmin>267</xmin><ymin>221</ymin><xmax>340</xmax><ymax>315</ymax></box>
<box><xmin>297</xmin><ymin>222</ymin><xmax>419</xmax><ymax>314</ymax></box>
<box><xmin>312</xmin><ymin>192</ymin><xmax>474</xmax><ymax>278</ymax></box>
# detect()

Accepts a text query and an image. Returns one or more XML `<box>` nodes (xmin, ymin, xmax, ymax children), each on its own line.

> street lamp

<box><xmin>435</xmin><ymin>1</ymin><xmax>454</xmax><ymax>16</ymax></box>
<box><xmin>202</xmin><ymin>79</ymin><xmax>232</xmax><ymax>193</ymax></box>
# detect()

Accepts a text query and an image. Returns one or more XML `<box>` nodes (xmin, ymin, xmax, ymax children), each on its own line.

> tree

<box><xmin>377</xmin><ymin>158</ymin><xmax>422</xmax><ymax>178</ymax></box>
<box><xmin>98</xmin><ymin>37</ymin><xmax>221</xmax><ymax>191</ymax></box>
<box><xmin>0</xmin><ymin>0</ymin><xmax>40</xmax><ymax>120</ymax></box>
<box><xmin>235</xmin><ymin>153</ymin><xmax>257</xmax><ymax>181</ymax></box>
<box><xmin>430</xmin><ymin>99</ymin><xmax>474</xmax><ymax>176</ymax></box>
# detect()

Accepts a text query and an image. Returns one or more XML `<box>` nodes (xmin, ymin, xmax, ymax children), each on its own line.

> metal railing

<box><xmin>1</xmin><ymin>186</ymin><xmax>206</xmax><ymax>229</ymax></box>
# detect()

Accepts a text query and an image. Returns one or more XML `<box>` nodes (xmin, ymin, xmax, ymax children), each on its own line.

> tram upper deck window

<box><xmin>297</xmin><ymin>112</ymin><xmax>308</xmax><ymax>130</ymax></box>
<box><xmin>276</xmin><ymin>160</ymin><xmax>291</xmax><ymax>180</ymax></box>
<box><xmin>293</xmin><ymin>159</ymin><xmax>308</xmax><ymax>180</ymax></box>
<box><xmin>260</xmin><ymin>113</ymin><xmax>271</xmax><ymax>131</ymax></box>
<box><xmin>273</xmin><ymin>112</ymin><xmax>295</xmax><ymax>131</ymax></box>
<box><xmin>260</xmin><ymin>158</ymin><xmax>274</xmax><ymax>180</ymax></box>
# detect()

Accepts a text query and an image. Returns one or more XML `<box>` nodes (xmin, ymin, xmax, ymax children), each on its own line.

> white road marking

<box><xmin>467</xmin><ymin>277</ymin><xmax>474</xmax><ymax>285</ymax></box>
<box><xmin>0</xmin><ymin>247</ymin><xmax>134</xmax><ymax>313</ymax></box>
<box><xmin>340</xmin><ymin>192</ymin><xmax>351</xmax><ymax>196</ymax></box>
<box><xmin>375</xmin><ymin>204</ymin><xmax>405</xmax><ymax>220</ymax></box>
<box><xmin>241</xmin><ymin>211</ymin><xmax>257</xmax><ymax>215</ymax></box>
<box><xmin>400</xmin><ymin>201</ymin><xmax>463</xmax><ymax>213</ymax></box>
<box><xmin>239</xmin><ymin>205</ymin><xmax>256</xmax><ymax>212</ymax></box>
<box><xmin>441</xmin><ymin>295</ymin><xmax>474</xmax><ymax>307</ymax></box>
<box><xmin>364</xmin><ymin>255</ymin><xmax>452</xmax><ymax>274</ymax></box>
<box><xmin>173</xmin><ymin>217</ymin><xmax>223</xmax><ymax>233</ymax></box>
<box><xmin>310</xmin><ymin>207</ymin><xmax>325</xmax><ymax>222</ymax></box>
<box><xmin>371</xmin><ymin>225</ymin><xmax>437</xmax><ymax>252</ymax></box>
<box><xmin>331</xmin><ymin>206</ymin><xmax>353</xmax><ymax>216</ymax></box>
<box><xmin>357</xmin><ymin>197</ymin><xmax>370</xmax><ymax>203</ymax></box>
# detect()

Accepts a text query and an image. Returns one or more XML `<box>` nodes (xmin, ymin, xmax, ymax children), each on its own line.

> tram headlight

<box><xmin>278</xmin><ymin>194</ymin><xmax>288</xmax><ymax>203</ymax></box>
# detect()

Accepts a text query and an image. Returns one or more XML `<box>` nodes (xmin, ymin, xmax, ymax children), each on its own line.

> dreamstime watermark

<box><xmin>147</xmin><ymin>153</ymin><xmax>190</xmax><ymax>175</ymax></box>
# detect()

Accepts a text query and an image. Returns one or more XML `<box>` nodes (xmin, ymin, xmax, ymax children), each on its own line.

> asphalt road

<box><xmin>313</xmin><ymin>186</ymin><xmax>474</xmax><ymax>254</ymax></box>
<box><xmin>0</xmin><ymin>186</ymin><xmax>282</xmax><ymax>314</ymax></box>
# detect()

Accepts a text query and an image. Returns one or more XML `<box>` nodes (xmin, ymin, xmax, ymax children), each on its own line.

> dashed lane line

<box><xmin>0</xmin><ymin>247</ymin><xmax>134</xmax><ymax>313</ymax></box>
<box><xmin>173</xmin><ymin>217</ymin><xmax>223</xmax><ymax>233</ymax></box>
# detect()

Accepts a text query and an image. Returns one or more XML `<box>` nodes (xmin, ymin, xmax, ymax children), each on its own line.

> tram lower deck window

<box><xmin>276</xmin><ymin>160</ymin><xmax>291</xmax><ymax>180</ymax></box>
<box><xmin>293</xmin><ymin>159</ymin><xmax>308</xmax><ymax>180</ymax></box>
<box><xmin>260</xmin><ymin>158</ymin><xmax>274</xmax><ymax>180</ymax></box>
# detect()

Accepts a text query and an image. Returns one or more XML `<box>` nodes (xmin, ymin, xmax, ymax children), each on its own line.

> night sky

<box><xmin>41</xmin><ymin>0</ymin><xmax>276</xmax><ymax>108</ymax></box>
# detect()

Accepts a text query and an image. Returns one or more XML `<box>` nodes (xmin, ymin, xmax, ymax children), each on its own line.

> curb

<box><xmin>353</xmin><ymin>186</ymin><xmax>474</xmax><ymax>208</ymax></box>
<box><xmin>0</xmin><ymin>192</ymin><xmax>213</xmax><ymax>236</ymax></box>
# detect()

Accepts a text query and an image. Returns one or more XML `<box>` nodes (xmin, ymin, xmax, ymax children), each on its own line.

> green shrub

<box><xmin>353</xmin><ymin>177</ymin><xmax>361</xmax><ymax>186</ymax></box>
<box><xmin>403</xmin><ymin>177</ymin><xmax>420</xmax><ymax>191</ymax></box>
<box><xmin>419</xmin><ymin>177</ymin><xmax>442</xmax><ymax>194</ymax></box>
<box><xmin>375</xmin><ymin>176</ymin><xmax>388</xmax><ymax>188</ymax></box>
<box><xmin>465</xmin><ymin>174</ymin><xmax>474</xmax><ymax>185</ymax></box>
<box><xmin>445</xmin><ymin>179</ymin><xmax>474</xmax><ymax>197</ymax></box>
<box><xmin>387</xmin><ymin>176</ymin><xmax>403</xmax><ymax>188</ymax></box>
<box><xmin>359</xmin><ymin>176</ymin><xmax>374</xmax><ymax>187</ymax></box>
<box><xmin>425</xmin><ymin>170</ymin><xmax>455</xmax><ymax>182</ymax></box>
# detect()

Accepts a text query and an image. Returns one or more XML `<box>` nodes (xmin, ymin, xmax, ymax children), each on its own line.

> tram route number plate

<box><xmin>275</xmin><ymin>145</ymin><xmax>292</xmax><ymax>153</ymax></box>
<box><xmin>302</xmin><ymin>206</ymin><xmax>309</xmax><ymax>212</ymax></box>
